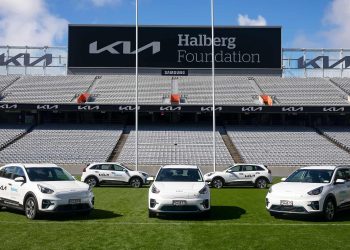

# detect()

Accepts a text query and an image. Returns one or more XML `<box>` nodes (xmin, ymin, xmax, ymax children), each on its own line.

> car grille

<box><xmin>270</xmin><ymin>205</ymin><xmax>307</xmax><ymax>213</ymax></box>
<box><xmin>54</xmin><ymin>204</ymin><xmax>90</xmax><ymax>212</ymax></box>
<box><xmin>160</xmin><ymin>205</ymin><xmax>199</xmax><ymax>212</ymax></box>
<box><xmin>55</xmin><ymin>191</ymin><xmax>88</xmax><ymax>199</ymax></box>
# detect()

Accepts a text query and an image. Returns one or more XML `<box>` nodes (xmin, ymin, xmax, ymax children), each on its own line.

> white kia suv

<box><xmin>204</xmin><ymin>164</ymin><xmax>272</xmax><ymax>189</ymax></box>
<box><xmin>148</xmin><ymin>165</ymin><xmax>210</xmax><ymax>218</ymax></box>
<box><xmin>0</xmin><ymin>163</ymin><xmax>94</xmax><ymax>219</ymax></box>
<box><xmin>266</xmin><ymin>165</ymin><xmax>350</xmax><ymax>221</ymax></box>
<box><xmin>81</xmin><ymin>162</ymin><xmax>149</xmax><ymax>188</ymax></box>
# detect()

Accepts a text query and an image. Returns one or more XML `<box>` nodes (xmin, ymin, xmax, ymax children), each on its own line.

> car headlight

<box><xmin>307</xmin><ymin>186</ymin><xmax>323</xmax><ymax>195</ymax></box>
<box><xmin>199</xmin><ymin>186</ymin><xmax>208</xmax><ymax>194</ymax></box>
<box><xmin>141</xmin><ymin>172</ymin><xmax>148</xmax><ymax>177</ymax></box>
<box><xmin>151</xmin><ymin>184</ymin><xmax>160</xmax><ymax>194</ymax></box>
<box><xmin>268</xmin><ymin>187</ymin><xmax>273</xmax><ymax>193</ymax></box>
<box><xmin>37</xmin><ymin>184</ymin><xmax>54</xmax><ymax>194</ymax></box>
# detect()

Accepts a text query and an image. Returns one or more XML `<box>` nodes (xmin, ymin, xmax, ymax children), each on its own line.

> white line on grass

<box><xmin>0</xmin><ymin>221</ymin><xmax>350</xmax><ymax>226</ymax></box>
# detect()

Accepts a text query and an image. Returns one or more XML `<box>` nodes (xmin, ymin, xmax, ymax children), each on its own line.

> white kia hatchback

<box><xmin>148</xmin><ymin>165</ymin><xmax>210</xmax><ymax>218</ymax></box>
<box><xmin>0</xmin><ymin>163</ymin><xmax>94</xmax><ymax>219</ymax></box>
<box><xmin>266</xmin><ymin>165</ymin><xmax>350</xmax><ymax>221</ymax></box>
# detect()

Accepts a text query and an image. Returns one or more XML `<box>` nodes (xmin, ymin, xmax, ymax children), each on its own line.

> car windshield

<box><xmin>156</xmin><ymin>168</ymin><xmax>203</xmax><ymax>182</ymax></box>
<box><xmin>285</xmin><ymin>169</ymin><xmax>334</xmax><ymax>183</ymax></box>
<box><xmin>25</xmin><ymin>167</ymin><xmax>75</xmax><ymax>182</ymax></box>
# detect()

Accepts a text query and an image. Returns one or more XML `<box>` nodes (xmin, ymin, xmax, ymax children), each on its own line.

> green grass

<box><xmin>1</xmin><ymin>185</ymin><xmax>350</xmax><ymax>250</ymax></box>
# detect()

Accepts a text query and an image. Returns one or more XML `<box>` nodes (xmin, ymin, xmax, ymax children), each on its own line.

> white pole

<box><xmin>135</xmin><ymin>0</ymin><xmax>139</xmax><ymax>171</ymax></box>
<box><xmin>211</xmin><ymin>0</ymin><xmax>216</xmax><ymax>172</ymax></box>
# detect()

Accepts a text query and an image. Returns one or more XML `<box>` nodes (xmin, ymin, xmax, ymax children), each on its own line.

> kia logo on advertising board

<box><xmin>68</xmin><ymin>25</ymin><xmax>281</xmax><ymax>69</ymax></box>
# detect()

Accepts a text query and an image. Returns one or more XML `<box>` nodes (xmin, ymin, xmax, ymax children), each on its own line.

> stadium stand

<box><xmin>318</xmin><ymin>126</ymin><xmax>350</xmax><ymax>151</ymax></box>
<box><xmin>0</xmin><ymin>75</ymin><xmax>19</xmax><ymax>92</ymax></box>
<box><xmin>254</xmin><ymin>77</ymin><xmax>349</xmax><ymax>105</ymax></box>
<box><xmin>226</xmin><ymin>126</ymin><xmax>350</xmax><ymax>166</ymax></box>
<box><xmin>117</xmin><ymin>125</ymin><xmax>234</xmax><ymax>167</ymax></box>
<box><xmin>0</xmin><ymin>124</ymin><xmax>30</xmax><ymax>149</ymax></box>
<box><xmin>0</xmin><ymin>124</ymin><xmax>123</xmax><ymax>164</ymax></box>
<box><xmin>0</xmin><ymin>75</ymin><xmax>96</xmax><ymax>103</ymax></box>
<box><xmin>331</xmin><ymin>78</ymin><xmax>350</xmax><ymax>95</ymax></box>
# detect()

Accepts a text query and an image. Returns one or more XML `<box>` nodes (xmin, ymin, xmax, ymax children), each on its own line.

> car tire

<box><xmin>255</xmin><ymin>177</ymin><xmax>268</xmax><ymax>189</ymax></box>
<box><xmin>148</xmin><ymin>210</ymin><xmax>156</xmax><ymax>218</ymax></box>
<box><xmin>130</xmin><ymin>177</ymin><xmax>143</xmax><ymax>188</ymax></box>
<box><xmin>25</xmin><ymin>196</ymin><xmax>39</xmax><ymax>220</ymax></box>
<box><xmin>323</xmin><ymin>198</ymin><xmax>336</xmax><ymax>221</ymax></box>
<box><xmin>211</xmin><ymin>177</ymin><xmax>224</xmax><ymax>189</ymax></box>
<box><xmin>85</xmin><ymin>176</ymin><xmax>99</xmax><ymax>187</ymax></box>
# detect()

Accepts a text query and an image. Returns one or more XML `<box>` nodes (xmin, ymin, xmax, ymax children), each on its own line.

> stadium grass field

<box><xmin>1</xmin><ymin>181</ymin><xmax>350</xmax><ymax>250</ymax></box>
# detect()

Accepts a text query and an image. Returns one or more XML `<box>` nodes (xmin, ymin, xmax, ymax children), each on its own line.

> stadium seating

<box><xmin>318</xmin><ymin>126</ymin><xmax>350</xmax><ymax>151</ymax></box>
<box><xmin>0</xmin><ymin>75</ymin><xmax>19</xmax><ymax>92</ymax></box>
<box><xmin>0</xmin><ymin>124</ymin><xmax>123</xmax><ymax>164</ymax></box>
<box><xmin>0</xmin><ymin>75</ymin><xmax>95</xmax><ymax>103</ymax></box>
<box><xmin>254</xmin><ymin>77</ymin><xmax>348</xmax><ymax>105</ymax></box>
<box><xmin>331</xmin><ymin>78</ymin><xmax>350</xmax><ymax>95</ymax></box>
<box><xmin>117</xmin><ymin>125</ymin><xmax>234</xmax><ymax>167</ymax></box>
<box><xmin>0</xmin><ymin>124</ymin><xmax>30</xmax><ymax>148</ymax></box>
<box><xmin>226</xmin><ymin>126</ymin><xmax>350</xmax><ymax>166</ymax></box>
<box><xmin>1</xmin><ymin>75</ymin><xmax>350</xmax><ymax>105</ymax></box>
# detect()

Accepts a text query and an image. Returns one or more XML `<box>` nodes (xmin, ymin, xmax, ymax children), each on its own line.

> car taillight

<box><xmin>83</xmin><ymin>167</ymin><xmax>87</xmax><ymax>172</ymax></box>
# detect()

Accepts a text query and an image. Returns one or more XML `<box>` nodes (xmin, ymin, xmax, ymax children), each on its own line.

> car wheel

<box><xmin>323</xmin><ymin>198</ymin><xmax>336</xmax><ymax>221</ymax></box>
<box><xmin>130</xmin><ymin>177</ymin><xmax>142</xmax><ymax>188</ymax></box>
<box><xmin>211</xmin><ymin>178</ymin><xmax>224</xmax><ymax>189</ymax></box>
<box><xmin>25</xmin><ymin>196</ymin><xmax>39</xmax><ymax>220</ymax></box>
<box><xmin>85</xmin><ymin>176</ymin><xmax>99</xmax><ymax>187</ymax></box>
<box><xmin>255</xmin><ymin>178</ymin><xmax>268</xmax><ymax>189</ymax></box>
<box><xmin>149</xmin><ymin>210</ymin><xmax>156</xmax><ymax>218</ymax></box>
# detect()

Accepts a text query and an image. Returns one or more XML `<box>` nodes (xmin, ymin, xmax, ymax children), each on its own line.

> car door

<box><xmin>111</xmin><ymin>164</ymin><xmax>130</xmax><ymax>183</ymax></box>
<box><xmin>9</xmin><ymin>166</ymin><xmax>27</xmax><ymax>204</ymax></box>
<box><xmin>225</xmin><ymin>165</ymin><xmax>241</xmax><ymax>183</ymax></box>
<box><xmin>240</xmin><ymin>165</ymin><xmax>257</xmax><ymax>182</ymax></box>
<box><xmin>0</xmin><ymin>166</ymin><xmax>17</xmax><ymax>202</ymax></box>
<box><xmin>95</xmin><ymin>164</ymin><xmax>115</xmax><ymax>182</ymax></box>
<box><xmin>333</xmin><ymin>168</ymin><xmax>350</xmax><ymax>206</ymax></box>
<box><xmin>0</xmin><ymin>167</ymin><xmax>11</xmax><ymax>200</ymax></box>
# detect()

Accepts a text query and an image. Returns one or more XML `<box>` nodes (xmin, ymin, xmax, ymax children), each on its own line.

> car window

<box><xmin>286</xmin><ymin>169</ymin><xmax>333</xmax><ymax>183</ymax></box>
<box><xmin>256</xmin><ymin>166</ymin><xmax>264</xmax><ymax>171</ymax></box>
<box><xmin>243</xmin><ymin>165</ymin><xmax>255</xmax><ymax>171</ymax></box>
<box><xmin>26</xmin><ymin>167</ymin><xmax>74</xmax><ymax>181</ymax></box>
<box><xmin>335</xmin><ymin>169</ymin><xmax>349</xmax><ymax>181</ymax></box>
<box><xmin>13</xmin><ymin>167</ymin><xmax>25</xmax><ymax>179</ymax></box>
<box><xmin>99</xmin><ymin>164</ymin><xmax>113</xmax><ymax>171</ymax></box>
<box><xmin>156</xmin><ymin>169</ymin><xmax>203</xmax><ymax>182</ymax></box>
<box><xmin>113</xmin><ymin>165</ymin><xmax>124</xmax><ymax>171</ymax></box>
<box><xmin>90</xmin><ymin>165</ymin><xmax>99</xmax><ymax>170</ymax></box>
<box><xmin>3</xmin><ymin>166</ymin><xmax>16</xmax><ymax>179</ymax></box>
<box><xmin>228</xmin><ymin>166</ymin><xmax>240</xmax><ymax>172</ymax></box>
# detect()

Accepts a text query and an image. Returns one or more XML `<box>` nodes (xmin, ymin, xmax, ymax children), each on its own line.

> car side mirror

<box><xmin>14</xmin><ymin>177</ymin><xmax>25</xmax><ymax>183</ymax></box>
<box><xmin>147</xmin><ymin>177</ymin><xmax>154</xmax><ymax>182</ymax></box>
<box><xmin>123</xmin><ymin>169</ymin><xmax>129</xmax><ymax>173</ymax></box>
<box><xmin>281</xmin><ymin>178</ymin><xmax>286</xmax><ymax>182</ymax></box>
<box><xmin>335</xmin><ymin>179</ymin><xmax>346</xmax><ymax>184</ymax></box>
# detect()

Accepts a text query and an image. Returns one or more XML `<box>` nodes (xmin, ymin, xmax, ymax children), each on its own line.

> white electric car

<box><xmin>266</xmin><ymin>165</ymin><xmax>350</xmax><ymax>221</ymax></box>
<box><xmin>148</xmin><ymin>165</ymin><xmax>210</xmax><ymax>218</ymax></box>
<box><xmin>204</xmin><ymin>164</ymin><xmax>272</xmax><ymax>189</ymax></box>
<box><xmin>0</xmin><ymin>163</ymin><xmax>94</xmax><ymax>220</ymax></box>
<box><xmin>81</xmin><ymin>162</ymin><xmax>149</xmax><ymax>188</ymax></box>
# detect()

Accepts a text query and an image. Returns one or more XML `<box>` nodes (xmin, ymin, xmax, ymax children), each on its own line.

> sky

<box><xmin>0</xmin><ymin>0</ymin><xmax>349</xmax><ymax>48</ymax></box>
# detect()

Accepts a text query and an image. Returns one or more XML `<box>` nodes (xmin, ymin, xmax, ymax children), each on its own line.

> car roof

<box><xmin>300</xmin><ymin>166</ymin><xmax>338</xmax><ymax>170</ymax></box>
<box><xmin>162</xmin><ymin>165</ymin><xmax>198</xmax><ymax>169</ymax></box>
<box><xmin>89</xmin><ymin>162</ymin><xmax>123</xmax><ymax>165</ymax></box>
<box><xmin>2</xmin><ymin>163</ymin><xmax>59</xmax><ymax>168</ymax></box>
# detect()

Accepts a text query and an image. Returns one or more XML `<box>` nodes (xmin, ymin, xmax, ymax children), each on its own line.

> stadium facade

<box><xmin>1</xmin><ymin>25</ymin><xmax>350</xmax><ymax>173</ymax></box>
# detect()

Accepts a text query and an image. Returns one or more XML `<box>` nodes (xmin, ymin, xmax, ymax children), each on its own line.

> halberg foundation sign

<box><xmin>68</xmin><ymin>25</ymin><xmax>281</xmax><ymax>69</ymax></box>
